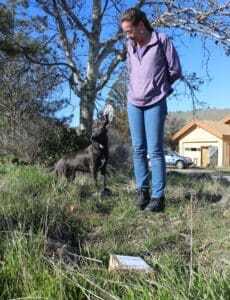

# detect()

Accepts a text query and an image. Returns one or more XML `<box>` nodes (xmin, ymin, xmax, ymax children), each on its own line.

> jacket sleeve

<box><xmin>126</xmin><ymin>46</ymin><xmax>131</xmax><ymax>77</ymax></box>
<box><xmin>161</xmin><ymin>34</ymin><xmax>182</xmax><ymax>84</ymax></box>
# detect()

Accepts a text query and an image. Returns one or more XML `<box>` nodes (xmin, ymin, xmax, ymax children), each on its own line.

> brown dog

<box><xmin>54</xmin><ymin>116</ymin><xmax>109</xmax><ymax>191</ymax></box>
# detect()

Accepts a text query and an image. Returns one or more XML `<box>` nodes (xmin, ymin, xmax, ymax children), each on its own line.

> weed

<box><xmin>0</xmin><ymin>163</ymin><xmax>229</xmax><ymax>299</ymax></box>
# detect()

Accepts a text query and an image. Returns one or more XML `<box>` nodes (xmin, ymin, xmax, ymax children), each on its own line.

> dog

<box><xmin>54</xmin><ymin>115</ymin><xmax>110</xmax><ymax>193</ymax></box>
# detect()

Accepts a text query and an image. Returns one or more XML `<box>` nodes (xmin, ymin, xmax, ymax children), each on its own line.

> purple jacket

<box><xmin>126</xmin><ymin>31</ymin><xmax>182</xmax><ymax>107</ymax></box>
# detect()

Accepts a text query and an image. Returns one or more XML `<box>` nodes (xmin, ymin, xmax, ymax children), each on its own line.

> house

<box><xmin>172</xmin><ymin>115</ymin><xmax>230</xmax><ymax>168</ymax></box>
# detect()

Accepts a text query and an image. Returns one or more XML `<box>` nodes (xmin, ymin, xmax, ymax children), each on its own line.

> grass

<box><xmin>0</xmin><ymin>162</ymin><xmax>229</xmax><ymax>299</ymax></box>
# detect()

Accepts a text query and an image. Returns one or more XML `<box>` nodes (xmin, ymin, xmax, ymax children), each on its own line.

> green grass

<box><xmin>0</xmin><ymin>163</ymin><xmax>229</xmax><ymax>299</ymax></box>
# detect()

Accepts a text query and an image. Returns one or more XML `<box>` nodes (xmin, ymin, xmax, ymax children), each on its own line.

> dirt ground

<box><xmin>167</xmin><ymin>168</ymin><xmax>230</xmax><ymax>183</ymax></box>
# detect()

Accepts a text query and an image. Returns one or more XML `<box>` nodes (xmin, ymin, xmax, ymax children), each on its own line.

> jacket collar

<box><xmin>128</xmin><ymin>30</ymin><xmax>158</xmax><ymax>53</ymax></box>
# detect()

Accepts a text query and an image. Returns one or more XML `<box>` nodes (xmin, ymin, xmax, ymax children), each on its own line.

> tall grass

<box><xmin>0</xmin><ymin>163</ymin><xmax>229</xmax><ymax>299</ymax></box>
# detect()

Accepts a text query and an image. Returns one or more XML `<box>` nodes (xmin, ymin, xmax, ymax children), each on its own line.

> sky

<box><xmin>167</xmin><ymin>36</ymin><xmax>230</xmax><ymax>113</ymax></box>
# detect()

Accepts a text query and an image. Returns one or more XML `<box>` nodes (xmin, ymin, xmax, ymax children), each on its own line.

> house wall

<box><xmin>222</xmin><ymin>140</ymin><xmax>230</xmax><ymax>167</ymax></box>
<box><xmin>178</xmin><ymin>127</ymin><xmax>223</xmax><ymax>167</ymax></box>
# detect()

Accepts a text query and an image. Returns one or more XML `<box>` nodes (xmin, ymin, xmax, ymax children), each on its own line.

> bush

<box><xmin>36</xmin><ymin>123</ymin><xmax>89</xmax><ymax>166</ymax></box>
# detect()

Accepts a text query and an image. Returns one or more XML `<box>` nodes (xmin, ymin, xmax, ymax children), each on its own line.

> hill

<box><xmin>169</xmin><ymin>108</ymin><xmax>230</xmax><ymax>123</ymax></box>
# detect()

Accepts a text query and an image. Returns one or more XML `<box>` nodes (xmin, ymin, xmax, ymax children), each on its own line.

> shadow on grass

<box><xmin>166</xmin><ymin>171</ymin><xmax>228</xmax><ymax>204</ymax></box>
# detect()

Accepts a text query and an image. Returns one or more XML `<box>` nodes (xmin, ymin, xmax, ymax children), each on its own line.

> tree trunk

<box><xmin>78</xmin><ymin>85</ymin><xmax>97</xmax><ymax>138</ymax></box>
<box><xmin>77</xmin><ymin>0</ymin><xmax>101</xmax><ymax>138</ymax></box>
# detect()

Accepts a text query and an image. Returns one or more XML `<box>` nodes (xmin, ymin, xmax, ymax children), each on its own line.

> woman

<box><xmin>121</xmin><ymin>8</ymin><xmax>182</xmax><ymax>212</ymax></box>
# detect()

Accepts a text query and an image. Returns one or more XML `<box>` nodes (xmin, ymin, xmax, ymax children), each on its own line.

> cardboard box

<box><xmin>108</xmin><ymin>255</ymin><xmax>152</xmax><ymax>272</ymax></box>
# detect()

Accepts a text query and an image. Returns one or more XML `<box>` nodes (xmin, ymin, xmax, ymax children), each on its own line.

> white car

<box><xmin>164</xmin><ymin>149</ymin><xmax>193</xmax><ymax>169</ymax></box>
<box><xmin>148</xmin><ymin>149</ymin><xmax>193</xmax><ymax>169</ymax></box>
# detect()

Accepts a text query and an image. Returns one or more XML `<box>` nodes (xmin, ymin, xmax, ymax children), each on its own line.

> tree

<box><xmin>0</xmin><ymin>58</ymin><xmax>70</xmax><ymax>163</ymax></box>
<box><xmin>0</xmin><ymin>3</ymin><xmax>39</xmax><ymax>59</ymax></box>
<box><xmin>164</xmin><ymin>115</ymin><xmax>186</xmax><ymax>150</ymax></box>
<box><xmin>3</xmin><ymin>0</ymin><xmax>230</xmax><ymax>138</ymax></box>
<box><xmin>31</xmin><ymin>0</ymin><xmax>128</xmax><ymax>137</ymax></box>
<box><xmin>107</xmin><ymin>69</ymin><xmax>128</xmax><ymax>111</ymax></box>
<box><xmin>0</xmin><ymin>3</ymin><xmax>15</xmax><ymax>57</ymax></box>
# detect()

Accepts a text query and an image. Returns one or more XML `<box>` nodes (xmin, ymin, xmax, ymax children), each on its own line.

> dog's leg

<box><xmin>103</xmin><ymin>173</ymin><xmax>107</xmax><ymax>190</ymax></box>
<box><xmin>91</xmin><ymin>167</ymin><xmax>99</xmax><ymax>190</ymax></box>
<box><xmin>100</xmin><ymin>168</ymin><xmax>112</xmax><ymax>197</ymax></box>
<box><xmin>66</xmin><ymin>168</ymin><xmax>75</xmax><ymax>182</ymax></box>
<box><xmin>100</xmin><ymin>165</ymin><xmax>107</xmax><ymax>190</ymax></box>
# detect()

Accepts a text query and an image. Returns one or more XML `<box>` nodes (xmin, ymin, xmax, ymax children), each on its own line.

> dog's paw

<box><xmin>101</xmin><ymin>187</ymin><xmax>112</xmax><ymax>198</ymax></box>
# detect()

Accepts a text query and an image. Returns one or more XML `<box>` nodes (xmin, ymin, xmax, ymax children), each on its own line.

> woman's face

<box><xmin>121</xmin><ymin>20</ymin><xmax>144</xmax><ymax>42</ymax></box>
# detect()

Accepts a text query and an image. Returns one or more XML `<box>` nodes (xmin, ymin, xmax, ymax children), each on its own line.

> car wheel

<box><xmin>176</xmin><ymin>160</ymin><xmax>185</xmax><ymax>169</ymax></box>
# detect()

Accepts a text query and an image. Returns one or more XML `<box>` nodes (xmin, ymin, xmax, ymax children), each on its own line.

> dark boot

<box><xmin>145</xmin><ymin>196</ymin><xmax>165</xmax><ymax>212</ymax></box>
<box><xmin>136</xmin><ymin>189</ymin><xmax>150</xmax><ymax>210</ymax></box>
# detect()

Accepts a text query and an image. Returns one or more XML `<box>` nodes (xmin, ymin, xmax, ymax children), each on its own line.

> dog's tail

<box><xmin>41</xmin><ymin>165</ymin><xmax>55</xmax><ymax>173</ymax></box>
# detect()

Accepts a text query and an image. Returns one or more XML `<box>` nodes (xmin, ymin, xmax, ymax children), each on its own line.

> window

<box><xmin>185</xmin><ymin>147</ymin><xmax>200</xmax><ymax>151</ymax></box>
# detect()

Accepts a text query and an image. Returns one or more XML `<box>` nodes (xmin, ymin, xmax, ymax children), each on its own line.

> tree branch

<box><xmin>96</xmin><ymin>49</ymin><xmax>126</xmax><ymax>91</ymax></box>
<box><xmin>151</xmin><ymin>2</ymin><xmax>230</xmax><ymax>43</ymax></box>
<box><xmin>59</xmin><ymin>0</ymin><xmax>94</xmax><ymax>43</ymax></box>
<box><xmin>52</xmin><ymin>0</ymin><xmax>83</xmax><ymax>85</ymax></box>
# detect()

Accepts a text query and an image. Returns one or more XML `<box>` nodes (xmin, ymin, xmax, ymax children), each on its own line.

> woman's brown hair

<box><xmin>120</xmin><ymin>8</ymin><xmax>153</xmax><ymax>32</ymax></box>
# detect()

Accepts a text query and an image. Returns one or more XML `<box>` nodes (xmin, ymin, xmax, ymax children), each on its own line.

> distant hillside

<box><xmin>169</xmin><ymin>108</ymin><xmax>230</xmax><ymax>123</ymax></box>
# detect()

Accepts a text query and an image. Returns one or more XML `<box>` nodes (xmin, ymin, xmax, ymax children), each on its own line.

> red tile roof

<box><xmin>221</xmin><ymin>114</ymin><xmax>230</xmax><ymax>124</ymax></box>
<box><xmin>172</xmin><ymin>116</ymin><xmax>230</xmax><ymax>141</ymax></box>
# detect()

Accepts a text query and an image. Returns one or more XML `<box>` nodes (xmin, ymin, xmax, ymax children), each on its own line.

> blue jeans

<box><xmin>127</xmin><ymin>99</ymin><xmax>167</xmax><ymax>198</ymax></box>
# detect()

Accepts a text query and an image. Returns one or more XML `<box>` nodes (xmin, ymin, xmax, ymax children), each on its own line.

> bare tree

<box><xmin>150</xmin><ymin>0</ymin><xmax>230</xmax><ymax>52</ymax></box>
<box><xmin>164</xmin><ymin>114</ymin><xmax>186</xmax><ymax>150</ymax></box>
<box><xmin>22</xmin><ymin>0</ymin><xmax>128</xmax><ymax>137</ymax></box>
<box><xmin>0</xmin><ymin>59</ymin><xmax>69</xmax><ymax>163</ymax></box>
<box><xmin>4</xmin><ymin>0</ymin><xmax>229</xmax><ymax>138</ymax></box>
